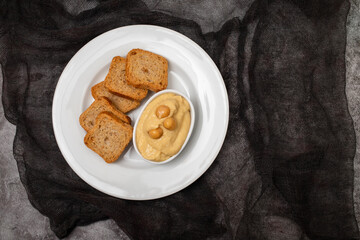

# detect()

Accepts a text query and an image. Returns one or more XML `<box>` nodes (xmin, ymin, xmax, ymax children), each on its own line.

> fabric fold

<box><xmin>0</xmin><ymin>0</ymin><xmax>358</xmax><ymax>239</ymax></box>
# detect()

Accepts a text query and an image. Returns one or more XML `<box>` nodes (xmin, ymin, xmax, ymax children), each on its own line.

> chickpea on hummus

<box><xmin>136</xmin><ymin>93</ymin><xmax>191</xmax><ymax>162</ymax></box>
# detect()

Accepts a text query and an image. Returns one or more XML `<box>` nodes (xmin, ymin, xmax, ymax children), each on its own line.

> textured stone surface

<box><xmin>1</xmin><ymin>0</ymin><xmax>360</xmax><ymax>238</ymax></box>
<box><xmin>347</xmin><ymin>0</ymin><xmax>360</xmax><ymax>227</ymax></box>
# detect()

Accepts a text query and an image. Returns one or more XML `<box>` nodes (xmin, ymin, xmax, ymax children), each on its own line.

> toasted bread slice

<box><xmin>126</xmin><ymin>49</ymin><xmax>168</xmax><ymax>92</ymax></box>
<box><xmin>104</xmin><ymin>56</ymin><xmax>148</xmax><ymax>100</ymax></box>
<box><xmin>84</xmin><ymin>112</ymin><xmax>133</xmax><ymax>163</ymax></box>
<box><xmin>79</xmin><ymin>97</ymin><xmax>131</xmax><ymax>132</ymax></box>
<box><xmin>91</xmin><ymin>81</ymin><xmax>140</xmax><ymax>113</ymax></box>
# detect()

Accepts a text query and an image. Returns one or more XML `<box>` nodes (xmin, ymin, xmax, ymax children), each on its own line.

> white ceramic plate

<box><xmin>52</xmin><ymin>25</ymin><xmax>229</xmax><ymax>200</ymax></box>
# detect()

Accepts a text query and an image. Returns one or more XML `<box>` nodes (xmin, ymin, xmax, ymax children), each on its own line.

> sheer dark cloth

<box><xmin>0</xmin><ymin>0</ymin><xmax>358</xmax><ymax>239</ymax></box>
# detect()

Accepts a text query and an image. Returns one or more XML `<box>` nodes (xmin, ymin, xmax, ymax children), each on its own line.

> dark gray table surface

<box><xmin>1</xmin><ymin>0</ymin><xmax>360</xmax><ymax>239</ymax></box>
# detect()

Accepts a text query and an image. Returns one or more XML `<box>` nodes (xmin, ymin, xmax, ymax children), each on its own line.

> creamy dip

<box><xmin>136</xmin><ymin>93</ymin><xmax>191</xmax><ymax>162</ymax></box>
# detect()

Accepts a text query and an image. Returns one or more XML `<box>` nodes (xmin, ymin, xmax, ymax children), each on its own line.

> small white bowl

<box><xmin>133</xmin><ymin>89</ymin><xmax>195</xmax><ymax>165</ymax></box>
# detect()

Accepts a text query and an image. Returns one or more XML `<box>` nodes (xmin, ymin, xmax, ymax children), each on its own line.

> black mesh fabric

<box><xmin>0</xmin><ymin>0</ymin><xmax>358</xmax><ymax>239</ymax></box>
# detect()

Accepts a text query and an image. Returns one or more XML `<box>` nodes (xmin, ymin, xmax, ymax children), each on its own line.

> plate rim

<box><xmin>52</xmin><ymin>24</ymin><xmax>229</xmax><ymax>200</ymax></box>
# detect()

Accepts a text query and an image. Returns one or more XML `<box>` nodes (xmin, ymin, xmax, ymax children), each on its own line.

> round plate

<box><xmin>52</xmin><ymin>25</ymin><xmax>229</xmax><ymax>200</ymax></box>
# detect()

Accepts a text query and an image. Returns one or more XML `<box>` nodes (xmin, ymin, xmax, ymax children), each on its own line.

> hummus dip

<box><xmin>136</xmin><ymin>93</ymin><xmax>191</xmax><ymax>162</ymax></box>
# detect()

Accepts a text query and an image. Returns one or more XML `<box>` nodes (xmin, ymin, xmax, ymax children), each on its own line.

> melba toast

<box><xmin>84</xmin><ymin>112</ymin><xmax>133</xmax><ymax>163</ymax></box>
<box><xmin>79</xmin><ymin>97</ymin><xmax>131</xmax><ymax>132</ymax></box>
<box><xmin>91</xmin><ymin>81</ymin><xmax>140</xmax><ymax>113</ymax></box>
<box><xmin>126</xmin><ymin>49</ymin><xmax>168</xmax><ymax>92</ymax></box>
<box><xmin>104</xmin><ymin>56</ymin><xmax>148</xmax><ymax>100</ymax></box>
